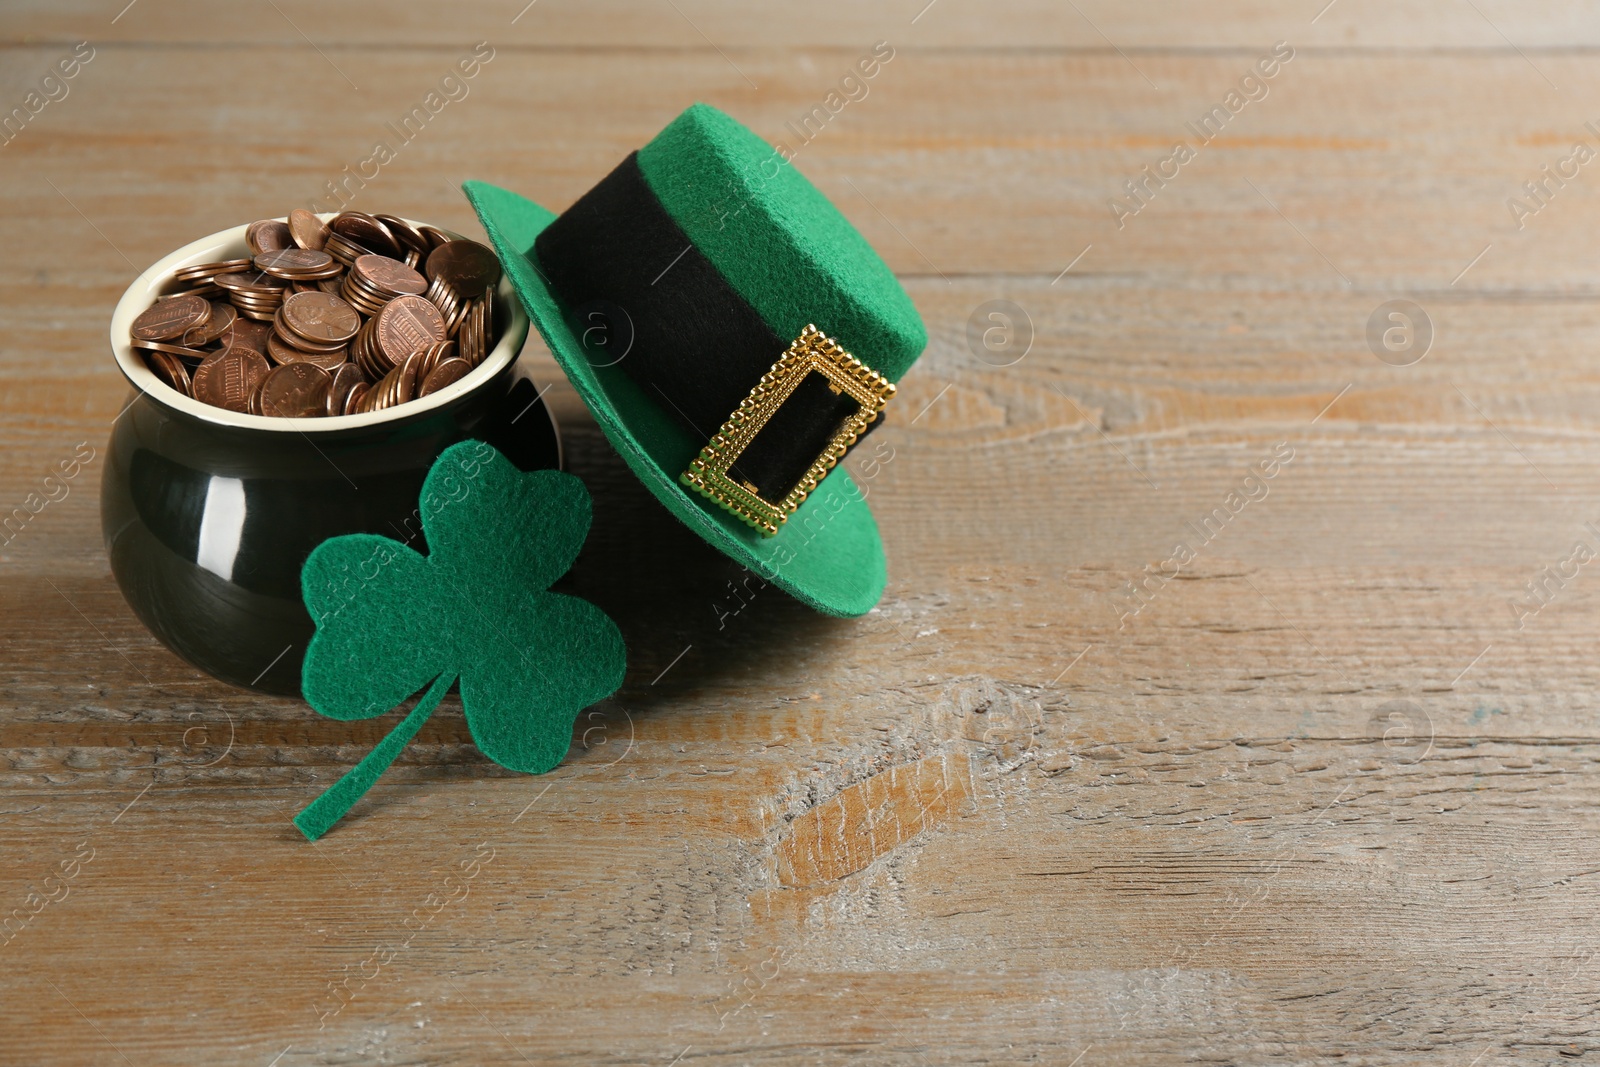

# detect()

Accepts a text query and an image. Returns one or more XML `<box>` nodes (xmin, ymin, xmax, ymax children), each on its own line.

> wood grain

<box><xmin>4</xmin><ymin>2</ymin><xmax>1600</xmax><ymax>1064</ymax></box>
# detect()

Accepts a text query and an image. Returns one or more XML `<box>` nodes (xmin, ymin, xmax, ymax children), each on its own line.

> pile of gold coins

<box><xmin>127</xmin><ymin>209</ymin><xmax>504</xmax><ymax>418</ymax></box>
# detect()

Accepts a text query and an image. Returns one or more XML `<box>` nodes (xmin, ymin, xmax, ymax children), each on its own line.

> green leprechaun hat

<box><xmin>462</xmin><ymin>103</ymin><xmax>926</xmax><ymax>617</ymax></box>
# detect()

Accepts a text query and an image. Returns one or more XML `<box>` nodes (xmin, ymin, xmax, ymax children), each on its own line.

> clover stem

<box><xmin>294</xmin><ymin>673</ymin><xmax>456</xmax><ymax>842</ymax></box>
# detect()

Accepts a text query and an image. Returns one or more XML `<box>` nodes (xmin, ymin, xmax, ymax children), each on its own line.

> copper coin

<box><xmin>131</xmin><ymin>292</ymin><xmax>211</xmax><ymax>341</ymax></box>
<box><xmin>458</xmin><ymin>298</ymin><xmax>486</xmax><ymax>366</ymax></box>
<box><xmin>271</xmin><ymin>311</ymin><xmax>348</xmax><ymax>354</ymax></box>
<box><xmin>351</xmin><ymin>318</ymin><xmax>385</xmax><ymax>378</ymax></box>
<box><xmin>255</xmin><ymin>247</ymin><xmax>337</xmax><ymax>278</ymax></box>
<box><xmin>424</xmin><ymin>239</ymin><xmax>501</xmax><ymax>299</ymax></box>
<box><xmin>365</xmin><ymin>364</ymin><xmax>405</xmax><ymax>411</ymax></box>
<box><xmin>414</xmin><ymin>339</ymin><xmax>454</xmax><ymax>381</ymax></box>
<box><xmin>455</xmin><ymin>300</ymin><xmax>476</xmax><ymax>365</ymax></box>
<box><xmin>397</xmin><ymin>349</ymin><xmax>426</xmax><ymax>403</ymax></box>
<box><xmin>145</xmin><ymin>351</ymin><xmax>192</xmax><ymax>396</ymax></box>
<box><xmin>193</xmin><ymin>348</ymin><xmax>270</xmax><ymax>413</ymax></box>
<box><xmin>246</xmin><ymin>219</ymin><xmax>293</xmax><ymax>255</ymax></box>
<box><xmin>221</xmin><ymin>317</ymin><xmax>272</xmax><ymax>354</ymax></box>
<box><xmin>426</xmin><ymin>276</ymin><xmax>461</xmax><ymax>328</ymax></box>
<box><xmin>343</xmin><ymin>381</ymin><xmax>371</xmax><ymax>415</ymax></box>
<box><xmin>183</xmin><ymin>301</ymin><xmax>236</xmax><ymax>346</ymax></box>
<box><xmin>330</xmin><ymin>212</ymin><xmax>401</xmax><ymax>258</ymax></box>
<box><xmin>339</xmin><ymin>279</ymin><xmax>388</xmax><ymax>318</ymax></box>
<box><xmin>376</xmin><ymin>294</ymin><xmax>445</xmax><ymax>367</ymax></box>
<box><xmin>229</xmin><ymin>297</ymin><xmax>287</xmax><ymax>311</ymax></box>
<box><xmin>174</xmin><ymin>258</ymin><xmax>253</xmax><ymax>282</ymax></box>
<box><xmin>267</xmin><ymin>332</ymin><xmax>347</xmax><ymax>370</ymax></box>
<box><xmin>132</xmin><ymin>338</ymin><xmax>211</xmax><ymax>360</ymax></box>
<box><xmin>352</xmin><ymin>254</ymin><xmax>427</xmax><ymax>297</ymax></box>
<box><xmin>323</xmin><ymin>229</ymin><xmax>375</xmax><ymax>265</ymax></box>
<box><xmin>473</xmin><ymin>300</ymin><xmax>488</xmax><ymax>364</ymax></box>
<box><xmin>281</xmin><ymin>290</ymin><xmax>360</xmax><ymax>343</ymax></box>
<box><xmin>373</xmin><ymin>214</ymin><xmax>430</xmax><ymax>258</ymax></box>
<box><xmin>259</xmin><ymin>362</ymin><xmax>332</xmax><ymax>418</ymax></box>
<box><xmin>325</xmin><ymin>362</ymin><xmax>364</xmax><ymax>416</ymax></box>
<box><xmin>215</xmin><ymin>270</ymin><xmax>287</xmax><ymax>294</ymax></box>
<box><xmin>288</xmin><ymin>208</ymin><xmax>329</xmax><ymax>252</ymax></box>
<box><xmin>419</xmin><ymin>357</ymin><xmax>471</xmax><ymax>397</ymax></box>
<box><xmin>474</xmin><ymin>296</ymin><xmax>491</xmax><ymax>363</ymax></box>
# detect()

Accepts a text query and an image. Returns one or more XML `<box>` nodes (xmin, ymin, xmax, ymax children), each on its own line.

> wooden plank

<box><xmin>2</xmin><ymin>47</ymin><xmax>1599</xmax><ymax>327</ymax></box>
<box><xmin>5</xmin><ymin>11</ymin><xmax>1600</xmax><ymax>1067</ymax></box>
<box><xmin>5</xmin><ymin>0</ymin><xmax>1600</xmax><ymax>49</ymax></box>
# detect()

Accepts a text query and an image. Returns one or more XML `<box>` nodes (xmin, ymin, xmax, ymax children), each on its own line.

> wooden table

<box><xmin>4</xmin><ymin>2</ymin><xmax>1598</xmax><ymax>1062</ymax></box>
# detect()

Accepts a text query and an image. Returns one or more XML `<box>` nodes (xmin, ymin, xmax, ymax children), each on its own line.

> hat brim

<box><xmin>463</xmin><ymin>180</ymin><xmax>886</xmax><ymax>618</ymax></box>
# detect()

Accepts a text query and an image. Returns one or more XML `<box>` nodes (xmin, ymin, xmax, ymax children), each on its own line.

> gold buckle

<box><xmin>680</xmin><ymin>324</ymin><xmax>894</xmax><ymax>536</ymax></box>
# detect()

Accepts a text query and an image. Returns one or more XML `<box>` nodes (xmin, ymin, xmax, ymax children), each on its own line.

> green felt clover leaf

<box><xmin>294</xmin><ymin>440</ymin><xmax>626</xmax><ymax>841</ymax></box>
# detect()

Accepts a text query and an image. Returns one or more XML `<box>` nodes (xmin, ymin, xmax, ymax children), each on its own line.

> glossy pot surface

<box><xmin>101</xmin><ymin>219</ymin><xmax>560</xmax><ymax>694</ymax></box>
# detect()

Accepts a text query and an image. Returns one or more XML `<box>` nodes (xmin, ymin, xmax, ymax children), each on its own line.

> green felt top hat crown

<box><xmin>463</xmin><ymin>103</ymin><xmax>926</xmax><ymax>617</ymax></box>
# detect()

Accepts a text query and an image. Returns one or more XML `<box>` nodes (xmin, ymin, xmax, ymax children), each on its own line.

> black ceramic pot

<box><xmin>102</xmin><ymin>219</ymin><xmax>560</xmax><ymax>696</ymax></box>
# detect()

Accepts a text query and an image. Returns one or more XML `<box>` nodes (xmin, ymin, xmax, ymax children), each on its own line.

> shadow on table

<box><xmin>560</xmin><ymin>420</ymin><xmax>859</xmax><ymax>720</ymax></box>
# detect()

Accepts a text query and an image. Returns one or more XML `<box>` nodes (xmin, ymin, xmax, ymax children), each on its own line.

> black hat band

<box><xmin>533</xmin><ymin>153</ymin><xmax>881</xmax><ymax>514</ymax></box>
